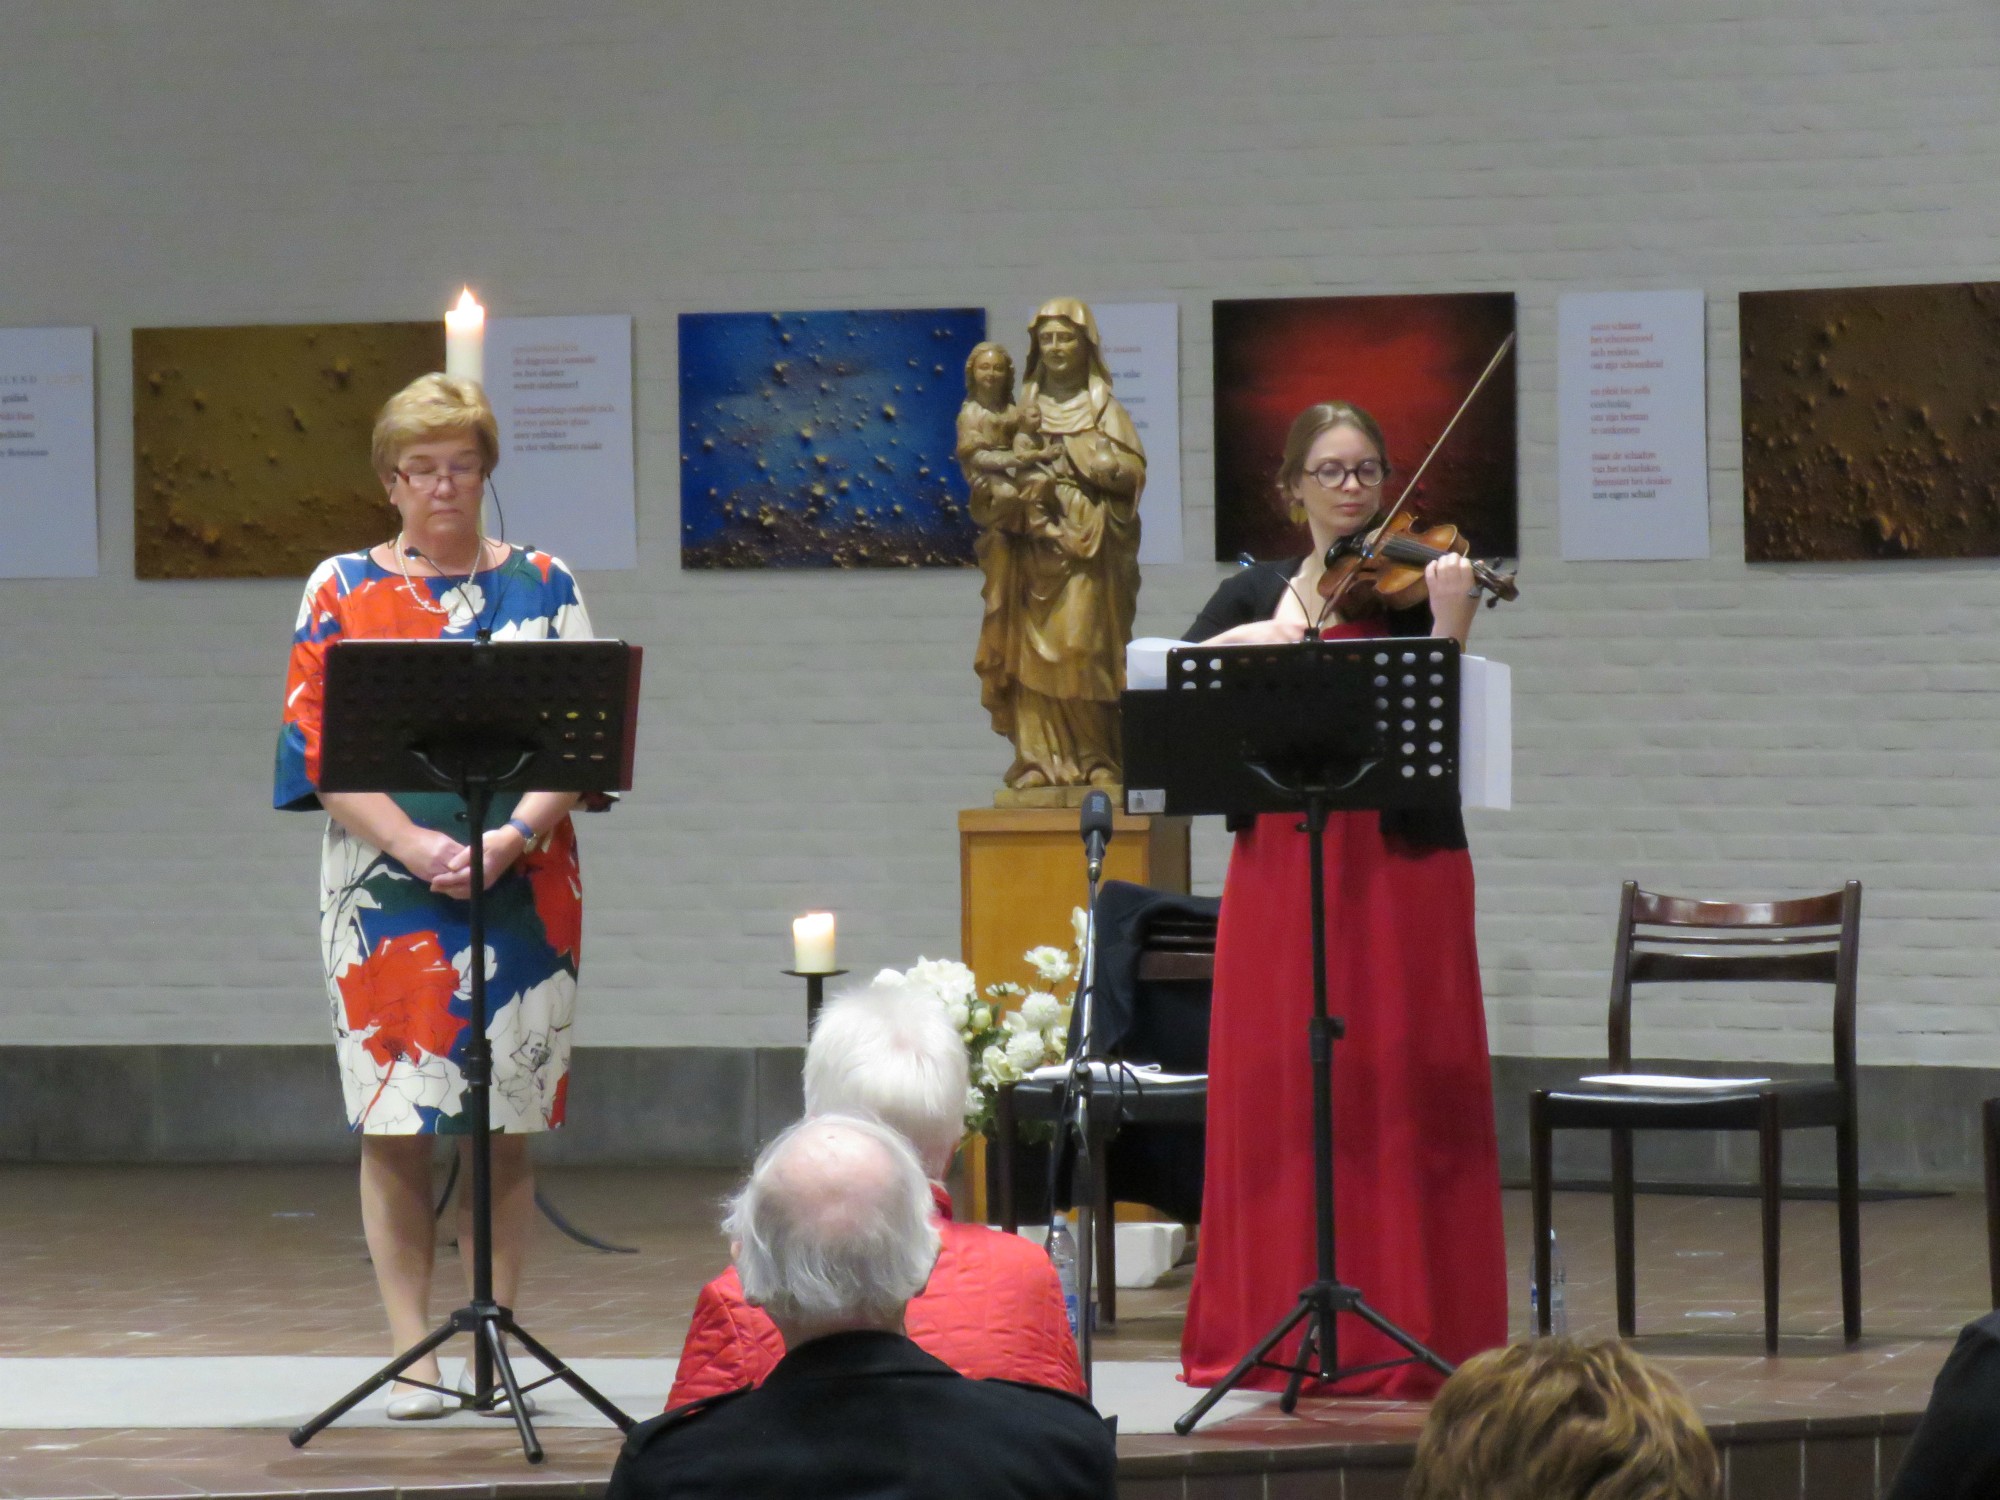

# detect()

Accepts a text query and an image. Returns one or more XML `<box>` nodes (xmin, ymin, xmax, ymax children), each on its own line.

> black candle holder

<box><xmin>783</xmin><ymin>968</ymin><xmax>849</xmax><ymax>1031</ymax></box>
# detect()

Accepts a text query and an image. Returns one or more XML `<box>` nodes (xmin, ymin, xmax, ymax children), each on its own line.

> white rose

<box><xmin>1020</xmin><ymin>991</ymin><xmax>1062</xmax><ymax>1030</ymax></box>
<box><xmin>1070</xmin><ymin>906</ymin><xmax>1090</xmax><ymax>951</ymax></box>
<box><xmin>1044</xmin><ymin>1024</ymin><xmax>1069</xmax><ymax>1055</ymax></box>
<box><xmin>971</xmin><ymin>1003</ymin><xmax>993</xmax><ymax>1032</ymax></box>
<box><xmin>980</xmin><ymin>1043</ymin><xmax>1020</xmax><ymax>1087</ymax></box>
<box><xmin>1005</xmin><ymin>1030</ymin><xmax>1045</xmax><ymax>1071</ymax></box>
<box><xmin>944</xmin><ymin>999</ymin><xmax>969</xmax><ymax>1031</ymax></box>
<box><xmin>907</xmin><ymin>957</ymin><xmax>977</xmax><ymax>1008</ymax></box>
<box><xmin>1024</xmin><ymin>946</ymin><xmax>1073</xmax><ymax>984</ymax></box>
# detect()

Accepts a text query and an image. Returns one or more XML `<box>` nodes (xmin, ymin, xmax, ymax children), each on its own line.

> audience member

<box><xmin>1885</xmin><ymin>1309</ymin><xmax>2000</xmax><ymax>1499</ymax></box>
<box><xmin>1406</xmin><ymin>1337</ymin><xmax>1719</xmax><ymax>1500</ymax></box>
<box><xmin>668</xmin><ymin>975</ymin><xmax>1084</xmax><ymax>1403</ymax></box>
<box><xmin>607</xmin><ymin>1115</ymin><xmax>1117</xmax><ymax>1500</ymax></box>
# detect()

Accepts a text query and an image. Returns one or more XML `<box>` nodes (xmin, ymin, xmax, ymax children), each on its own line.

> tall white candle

<box><xmin>444</xmin><ymin>287</ymin><xmax>485</xmax><ymax>385</ymax></box>
<box><xmin>793</xmin><ymin>912</ymin><xmax>836</xmax><ymax>974</ymax></box>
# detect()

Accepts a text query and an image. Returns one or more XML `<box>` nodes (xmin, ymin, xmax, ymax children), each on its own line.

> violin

<box><xmin>1315</xmin><ymin>511</ymin><xmax>1520</xmax><ymax>616</ymax></box>
<box><xmin>1310</xmin><ymin>330</ymin><xmax>1521</xmax><ymax>626</ymax></box>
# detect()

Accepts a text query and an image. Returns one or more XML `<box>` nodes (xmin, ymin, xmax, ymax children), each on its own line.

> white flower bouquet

<box><xmin>877</xmin><ymin>911</ymin><xmax>1084</xmax><ymax>1137</ymax></box>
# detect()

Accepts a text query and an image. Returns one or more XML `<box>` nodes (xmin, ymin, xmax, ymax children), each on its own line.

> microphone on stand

<box><xmin>1080</xmin><ymin>790</ymin><xmax>1114</xmax><ymax>883</ymax></box>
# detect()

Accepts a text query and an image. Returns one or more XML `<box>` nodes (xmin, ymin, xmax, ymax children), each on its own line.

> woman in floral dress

<box><xmin>275</xmin><ymin>374</ymin><xmax>602</xmax><ymax>1418</ymax></box>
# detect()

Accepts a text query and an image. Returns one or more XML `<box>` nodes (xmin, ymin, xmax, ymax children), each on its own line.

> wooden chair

<box><xmin>994</xmin><ymin>891</ymin><xmax>1215</xmax><ymax>1328</ymax></box>
<box><xmin>1529</xmin><ymin>880</ymin><xmax>1863</xmax><ymax>1353</ymax></box>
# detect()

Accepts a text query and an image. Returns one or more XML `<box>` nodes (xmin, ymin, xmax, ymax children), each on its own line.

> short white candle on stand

<box><xmin>792</xmin><ymin>912</ymin><xmax>837</xmax><ymax>974</ymax></box>
<box><xmin>445</xmin><ymin>287</ymin><xmax>485</xmax><ymax>385</ymax></box>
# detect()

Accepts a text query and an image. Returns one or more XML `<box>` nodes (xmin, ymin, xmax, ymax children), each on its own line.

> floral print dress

<box><xmin>275</xmin><ymin>545</ymin><xmax>596</xmax><ymax>1135</ymax></box>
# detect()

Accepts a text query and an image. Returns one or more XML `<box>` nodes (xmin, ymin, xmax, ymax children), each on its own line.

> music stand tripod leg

<box><xmin>288</xmin><ymin>1317</ymin><xmax>460</xmax><ymax>1447</ymax></box>
<box><xmin>1172</xmin><ymin>1292</ymin><xmax>1317</xmax><ymax>1435</ymax></box>
<box><xmin>479</xmin><ymin>1317</ymin><xmax>541</xmax><ymax>1462</ymax></box>
<box><xmin>505</xmin><ymin>1317</ymin><xmax>638</xmax><ymax>1430</ymax></box>
<box><xmin>1347</xmin><ymin>1294</ymin><xmax>1455</xmax><ymax>1375</ymax></box>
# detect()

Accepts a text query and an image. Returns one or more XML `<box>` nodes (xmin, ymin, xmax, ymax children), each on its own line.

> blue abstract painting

<box><xmin>679</xmin><ymin>307</ymin><xmax>987</xmax><ymax>568</ymax></box>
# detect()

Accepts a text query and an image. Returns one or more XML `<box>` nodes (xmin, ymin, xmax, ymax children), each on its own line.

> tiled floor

<box><xmin>0</xmin><ymin>1162</ymin><xmax>1984</xmax><ymax>1497</ymax></box>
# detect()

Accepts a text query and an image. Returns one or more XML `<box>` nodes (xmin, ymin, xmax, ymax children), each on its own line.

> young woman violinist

<box><xmin>1178</xmin><ymin>400</ymin><xmax>1508</xmax><ymax>1400</ymax></box>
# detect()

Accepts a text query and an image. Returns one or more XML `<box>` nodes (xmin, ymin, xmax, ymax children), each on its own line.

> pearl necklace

<box><xmin>391</xmin><ymin>533</ymin><xmax>494</xmax><ymax>619</ymax></box>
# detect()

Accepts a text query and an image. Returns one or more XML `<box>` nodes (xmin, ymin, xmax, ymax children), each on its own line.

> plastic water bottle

<box><xmin>1048</xmin><ymin>1214</ymin><xmax>1081</xmax><ymax>1339</ymax></box>
<box><xmin>1552</xmin><ymin>1233</ymin><xmax>1569</xmax><ymax>1337</ymax></box>
<box><xmin>1526</xmin><ymin>1230</ymin><xmax>1569</xmax><ymax>1338</ymax></box>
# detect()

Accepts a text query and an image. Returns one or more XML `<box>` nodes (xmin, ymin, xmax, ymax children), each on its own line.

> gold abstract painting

<box><xmin>133</xmin><ymin>322</ymin><xmax>444</xmax><ymax>578</ymax></box>
<box><xmin>1740</xmin><ymin>282</ymin><xmax>2000</xmax><ymax>562</ymax></box>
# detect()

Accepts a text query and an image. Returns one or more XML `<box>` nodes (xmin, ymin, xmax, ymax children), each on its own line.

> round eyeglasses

<box><xmin>1306</xmin><ymin>458</ymin><xmax>1388</xmax><ymax>490</ymax></box>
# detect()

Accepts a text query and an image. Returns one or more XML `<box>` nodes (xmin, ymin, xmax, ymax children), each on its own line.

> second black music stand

<box><xmin>1122</xmin><ymin>638</ymin><xmax>1462</xmax><ymax>1433</ymax></box>
<box><xmin>290</xmin><ymin>637</ymin><xmax>641</xmax><ymax>1462</ymax></box>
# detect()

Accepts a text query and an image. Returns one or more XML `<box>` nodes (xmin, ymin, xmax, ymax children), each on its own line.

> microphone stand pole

<box><xmin>1070</xmin><ymin>851</ymin><xmax>1105</xmax><ymax>1390</ymax></box>
<box><xmin>1048</xmin><ymin>809</ymin><xmax>1110</xmax><ymax>1396</ymax></box>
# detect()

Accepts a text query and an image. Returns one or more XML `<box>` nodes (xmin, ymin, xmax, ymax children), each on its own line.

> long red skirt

<box><xmin>1180</xmin><ymin>803</ymin><xmax>1509</xmax><ymax>1399</ymax></box>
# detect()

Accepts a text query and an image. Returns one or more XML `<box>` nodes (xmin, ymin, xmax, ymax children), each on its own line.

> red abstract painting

<box><xmin>1212</xmin><ymin>293</ymin><xmax>1519</xmax><ymax>562</ymax></box>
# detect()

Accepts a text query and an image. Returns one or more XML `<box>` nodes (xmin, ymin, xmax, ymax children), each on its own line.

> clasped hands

<box><xmin>397</xmin><ymin>824</ymin><xmax>530</xmax><ymax>899</ymax></box>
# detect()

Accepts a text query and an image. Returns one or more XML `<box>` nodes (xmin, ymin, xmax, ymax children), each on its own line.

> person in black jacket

<box><xmin>606</xmin><ymin>1114</ymin><xmax>1117</xmax><ymax>1500</ymax></box>
<box><xmin>1886</xmin><ymin>1310</ymin><xmax>2000</xmax><ymax>1499</ymax></box>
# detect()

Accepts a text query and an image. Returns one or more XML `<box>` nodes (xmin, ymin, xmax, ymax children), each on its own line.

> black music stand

<box><xmin>1122</xmin><ymin>638</ymin><xmax>1462</xmax><ymax>1434</ymax></box>
<box><xmin>290</xmin><ymin>637</ymin><xmax>642</xmax><ymax>1462</ymax></box>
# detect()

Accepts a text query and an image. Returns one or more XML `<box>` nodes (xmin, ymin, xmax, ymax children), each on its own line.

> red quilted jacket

<box><xmin>666</xmin><ymin>1185</ymin><xmax>1086</xmax><ymax>1406</ymax></box>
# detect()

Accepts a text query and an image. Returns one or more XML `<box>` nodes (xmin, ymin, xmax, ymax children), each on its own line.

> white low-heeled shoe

<box><xmin>385</xmin><ymin>1385</ymin><xmax>449</xmax><ymax>1421</ymax></box>
<box><xmin>459</xmin><ymin>1365</ymin><xmax>540</xmax><ymax>1417</ymax></box>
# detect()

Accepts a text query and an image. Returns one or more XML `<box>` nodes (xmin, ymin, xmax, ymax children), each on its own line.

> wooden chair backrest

<box><xmin>1127</xmin><ymin>908</ymin><xmax>1218</xmax><ymax>1074</ymax></box>
<box><xmin>1135</xmin><ymin>909</ymin><xmax>1218</xmax><ymax>984</ymax></box>
<box><xmin>1609</xmin><ymin>880</ymin><xmax>1862</xmax><ymax>1089</ymax></box>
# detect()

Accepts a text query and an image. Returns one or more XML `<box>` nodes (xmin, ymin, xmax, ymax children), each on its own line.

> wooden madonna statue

<box><xmin>957</xmin><ymin>298</ymin><xmax>1146</xmax><ymax>804</ymax></box>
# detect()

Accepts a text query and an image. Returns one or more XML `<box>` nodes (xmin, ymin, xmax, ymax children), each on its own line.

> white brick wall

<box><xmin>4</xmin><ymin>0</ymin><xmax>1999</xmax><ymax>1063</ymax></box>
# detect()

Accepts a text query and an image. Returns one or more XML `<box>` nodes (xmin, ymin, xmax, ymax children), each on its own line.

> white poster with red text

<box><xmin>0</xmin><ymin>327</ymin><xmax>97</xmax><ymax>578</ymax></box>
<box><xmin>1557</xmin><ymin>290</ymin><xmax>1710</xmax><ymax>561</ymax></box>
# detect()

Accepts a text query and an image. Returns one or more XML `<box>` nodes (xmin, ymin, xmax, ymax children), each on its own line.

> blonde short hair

<box><xmin>370</xmin><ymin>373</ymin><xmax>499</xmax><ymax>481</ymax></box>
<box><xmin>1407</xmin><ymin>1339</ymin><xmax>1720</xmax><ymax>1500</ymax></box>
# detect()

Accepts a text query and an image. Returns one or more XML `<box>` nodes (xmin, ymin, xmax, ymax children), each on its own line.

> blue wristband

<box><xmin>506</xmin><ymin>817</ymin><xmax>537</xmax><ymax>844</ymax></box>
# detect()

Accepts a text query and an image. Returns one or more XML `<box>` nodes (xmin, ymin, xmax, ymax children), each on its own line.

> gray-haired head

<box><xmin>724</xmin><ymin>1113</ymin><xmax>941</xmax><ymax>1337</ymax></box>
<box><xmin>804</xmin><ymin>974</ymin><xmax>971</xmax><ymax>1180</ymax></box>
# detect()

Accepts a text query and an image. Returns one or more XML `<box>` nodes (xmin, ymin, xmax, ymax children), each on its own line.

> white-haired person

<box><xmin>667</xmin><ymin>976</ymin><xmax>1085</xmax><ymax>1404</ymax></box>
<box><xmin>609</xmin><ymin>1115</ymin><xmax>1117</xmax><ymax>1500</ymax></box>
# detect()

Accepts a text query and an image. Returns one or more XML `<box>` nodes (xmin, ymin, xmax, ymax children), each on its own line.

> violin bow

<box><xmin>1320</xmin><ymin>329</ymin><xmax>1517</xmax><ymax>619</ymax></box>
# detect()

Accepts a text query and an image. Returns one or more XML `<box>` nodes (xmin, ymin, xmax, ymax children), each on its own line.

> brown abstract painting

<box><xmin>1740</xmin><ymin>282</ymin><xmax>2000</xmax><ymax>562</ymax></box>
<box><xmin>133</xmin><ymin>322</ymin><xmax>444</xmax><ymax>578</ymax></box>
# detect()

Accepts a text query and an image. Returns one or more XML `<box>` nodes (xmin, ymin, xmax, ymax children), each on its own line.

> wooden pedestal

<box><xmin>958</xmin><ymin>806</ymin><xmax>1190</xmax><ymax>1221</ymax></box>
